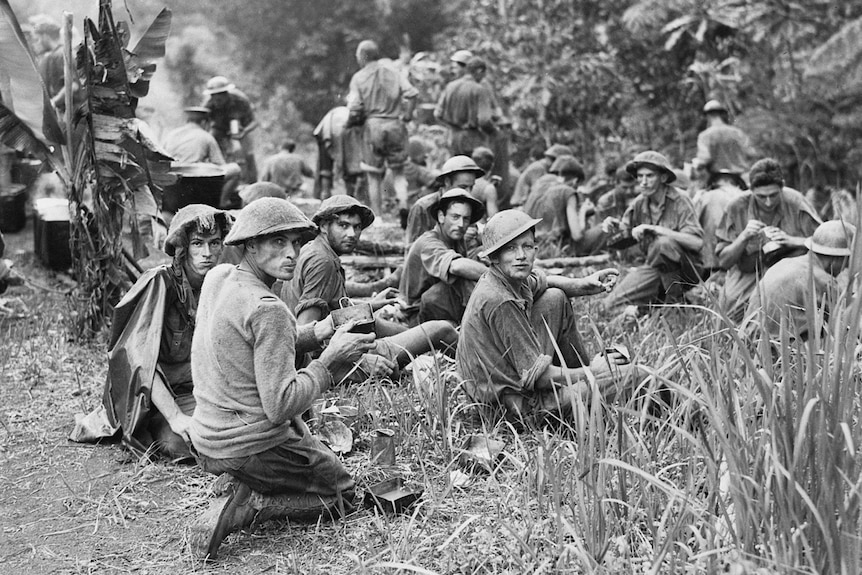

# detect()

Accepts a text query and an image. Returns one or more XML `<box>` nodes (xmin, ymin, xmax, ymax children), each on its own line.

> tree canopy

<box><xmin>156</xmin><ymin>0</ymin><xmax>862</xmax><ymax>187</ymax></box>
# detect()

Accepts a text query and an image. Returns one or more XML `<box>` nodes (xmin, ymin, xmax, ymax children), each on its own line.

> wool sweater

<box><xmin>190</xmin><ymin>264</ymin><xmax>331</xmax><ymax>459</ymax></box>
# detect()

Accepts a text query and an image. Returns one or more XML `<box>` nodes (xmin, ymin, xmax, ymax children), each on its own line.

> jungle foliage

<box><xmin>171</xmin><ymin>0</ymin><xmax>862</xmax><ymax>188</ymax></box>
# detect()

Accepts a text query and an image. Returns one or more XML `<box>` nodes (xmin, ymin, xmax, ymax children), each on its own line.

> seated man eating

<box><xmin>457</xmin><ymin>210</ymin><xmax>636</xmax><ymax>417</ymax></box>
<box><xmin>283</xmin><ymin>194</ymin><xmax>458</xmax><ymax>380</ymax></box>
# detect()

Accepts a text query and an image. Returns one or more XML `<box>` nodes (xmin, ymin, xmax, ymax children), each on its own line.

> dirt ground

<box><xmin>0</xmin><ymin>209</ymin><xmax>645</xmax><ymax>575</ymax></box>
<box><xmin>0</xmin><ymin>215</ymin><xmax>480</xmax><ymax>575</ymax></box>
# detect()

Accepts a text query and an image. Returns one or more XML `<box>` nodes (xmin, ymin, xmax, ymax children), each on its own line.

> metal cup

<box><xmin>370</xmin><ymin>429</ymin><xmax>396</xmax><ymax>465</ymax></box>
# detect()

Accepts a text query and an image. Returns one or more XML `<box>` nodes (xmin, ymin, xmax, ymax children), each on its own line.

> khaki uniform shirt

<box><xmin>456</xmin><ymin>266</ymin><xmax>551</xmax><ymax>404</ymax></box>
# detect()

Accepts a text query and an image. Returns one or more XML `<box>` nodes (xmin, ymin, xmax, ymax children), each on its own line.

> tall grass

<box><xmin>326</xmin><ymin>231</ymin><xmax>862</xmax><ymax>573</ymax></box>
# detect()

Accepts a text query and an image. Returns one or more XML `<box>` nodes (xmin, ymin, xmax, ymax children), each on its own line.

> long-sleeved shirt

<box><xmin>190</xmin><ymin>265</ymin><xmax>329</xmax><ymax>459</ymax></box>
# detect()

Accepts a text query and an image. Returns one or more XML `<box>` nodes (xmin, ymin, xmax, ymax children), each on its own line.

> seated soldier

<box><xmin>282</xmin><ymin>194</ymin><xmax>458</xmax><ymax>379</ymax></box>
<box><xmin>693</xmin><ymin>170</ymin><xmax>746</xmax><ymax>273</ymax></box>
<box><xmin>456</xmin><ymin>210</ymin><xmax>634</xmax><ymax>417</ymax></box>
<box><xmin>743</xmin><ymin>220</ymin><xmax>854</xmax><ymax>342</ymax></box>
<box><xmin>104</xmin><ymin>205</ymin><xmax>232</xmax><ymax>460</ymax></box>
<box><xmin>0</xmin><ymin>229</ymin><xmax>25</xmax><ymax>296</ymax></box>
<box><xmin>595</xmin><ymin>167</ymin><xmax>637</xmax><ymax>222</ymax></box>
<box><xmin>188</xmin><ymin>198</ymin><xmax>375</xmax><ymax>559</ymax></box>
<box><xmin>510</xmin><ymin>143</ymin><xmax>573</xmax><ymax>207</ymax></box>
<box><xmin>400</xmin><ymin>189</ymin><xmax>488</xmax><ymax>324</ymax></box>
<box><xmin>405</xmin><ymin>155</ymin><xmax>485</xmax><ymax>244</ymax></box>
<box><xmin>470</xmin><ymin>147</ymin><xmax>500</xmax><ymax>219</ymax></box>
<box><xmin>602</xmin><ymin>151</ymin><xmax>704</xmax><ymax>315</ymax></box>
<box><xmin>716</xmin><ymin>158</ymin><xmax>820</xmax><ymax>321</ymax></box>
<box><xmin>522</xmin><ymin>155</ymin><xmax>602</xmax><ymax>255</ymax></box>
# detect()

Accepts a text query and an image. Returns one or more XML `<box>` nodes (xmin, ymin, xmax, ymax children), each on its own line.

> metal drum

<box><xmin>163</xmin><ymin>163</ymin><xmax>225</xmax><ymax>212</ymax></box>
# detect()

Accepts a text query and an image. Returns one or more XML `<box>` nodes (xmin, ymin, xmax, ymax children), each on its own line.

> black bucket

<box><xmin>0</xmin><ymin>184</ymin><xmax>27</xmax><ymax>233</ymax></box>
<box><xmin>33</xmin><ymin>198</ymin><xmax>72</xmax><ymax>270</ymax></box>
<box><xmin>163</xmin><ymin>163</ymin><xmax>225</xmax><ymax>213</ymax></box>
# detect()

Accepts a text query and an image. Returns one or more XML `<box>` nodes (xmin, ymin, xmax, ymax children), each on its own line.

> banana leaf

<box><xmin>0</xmin><ymin>0</ymin><xmax>65</xmax><ymax>148</ymax></box>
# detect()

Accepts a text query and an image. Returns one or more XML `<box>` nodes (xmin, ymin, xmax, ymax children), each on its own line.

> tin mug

<box><xmin>370</xmin><ymin>429</ymin><xmax>396</xmax><ymax>465</ymax></box>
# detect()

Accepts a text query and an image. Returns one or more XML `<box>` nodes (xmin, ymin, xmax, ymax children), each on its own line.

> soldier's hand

<box><xmin>601</xmin><ymin>217</ymin><xmax>620</xmax><ymax>233</ymax></box>
<box><xmin>372</xmin><ymin>287</ymin><xmax>399</xmax><ymax>303</ymax></box>
<box><xmin>762</xmin><ymin>226</ymin><xmax>789</xmax><ymax>244</ymax></box>
<box><xmin>322</xmin><ymin>321</ymin><xmax>376</xmax><ymax>365</ymax></box>
<box><xmin>168</xmin><ymin>414</ymin><xmax>194</xmax><ymax>445</ymax></box>
<box><xmin>359</xmin><ymin>353</ymin><xmax>396</xmax><ymax>378</ymax></box>
<box><xmin>588</xmin><ymin>268</ymin><xmax>620</xmax><ymax>293</ymax></box>
<box><xmin>632</xmin><ymin>224</ymin><xmax>655</xmax><ymax>241</ymax></box>
<box><xmin>743</xmin><ymin>219</ymin><xmax>766</xmax><ymax>239</ymax></box>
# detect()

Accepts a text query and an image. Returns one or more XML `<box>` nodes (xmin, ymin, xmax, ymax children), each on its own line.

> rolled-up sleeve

<box><xmin>421</xmin><ymin>237</ymin><xmax>462</xmax><ymax>284</ymax></box>
<box><xmin>294</xmin><ymin>252</ymin><xmax>343</xmax><ymax>317</ymax></box>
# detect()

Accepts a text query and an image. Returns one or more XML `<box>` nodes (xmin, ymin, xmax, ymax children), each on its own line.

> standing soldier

<box><xmin>435</xmin><ymin>57</ymin><xmax>497</xmax><ymax>157</ymax></box>
<box><xmin>202</xmin><ymin>75</ymin><xmax>260</xmax><ymax>204</ymax></box>
<box><xmin>696</xmin><ymin>100</ymin><xmax>754</xmax><ymax>185</ymax></box>
<box><xmin>259</xmin><ymin>139</ymin><xmax>314</xmax><ymax>198</ymax></box>
<box><xmin>348</xmin><ymin>40</ymin><xmax>418</xmax><ymax>217</ymax></box>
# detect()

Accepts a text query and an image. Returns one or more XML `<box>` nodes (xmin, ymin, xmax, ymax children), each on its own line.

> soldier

<box><xmin>602</xmin><ymin>151</ymin><xmax>704</xmax><ymax>315</ymax></box>
<box><xmin>348</xmin><ymin>40</ymin><xmax>418</xmax><ymax>216</ymax></box>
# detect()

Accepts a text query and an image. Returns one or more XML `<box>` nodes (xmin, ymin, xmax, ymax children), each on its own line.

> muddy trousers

<box><xmin>196</xmin><ymin>419</ymin><xmax>356</xmax><ymax>521</ymax></box>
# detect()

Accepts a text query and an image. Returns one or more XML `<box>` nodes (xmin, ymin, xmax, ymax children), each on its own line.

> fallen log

<box><xmin>340</xmin><ymin>253</ymin><xmax>612</xmax><ymax>269</ymax></box>
<box><xmin>535</xmin><ymin>254</ymin><xmax>611</xmax><ymax>267</ymax></box>
<box><xmin>354</xmin><ymin>238</ymin><xmax>404</xmax><ymax>256</ymax></box>
<box><xmin>340</xmin><ymin>255</ymin><xmax>404</xmax><ymax>269</ymax></box>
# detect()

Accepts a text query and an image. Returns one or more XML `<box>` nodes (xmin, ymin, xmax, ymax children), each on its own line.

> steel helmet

<box><xmin>805</xmin><ymin>220</ymin><xmax>856</xmax><ymax>257</ymax></box>
<box><xmin>480</xmin><ymin>209</ymin><xmax>542</xmax><ymax>258</ymax></box>
<box><xmin>203</xmin><ymin>76</ymin><xmax>235</xmax><ymax>95</ymax></box>
<box><xmin>312</xmin><ymin>194</ymin><xmax>375</xmax><ymax>229</ymax></box>
<box><xmin>238</xmin><ymin>182</ymin><xmax>288</xmax><ymax>206</ymax></box>
<box><xmin>428</xmin><ymin>188</ymin><xmax>485</xmax><ymax>224</ymax></box>
<box><xmin>702</xmin><ymin>99</ymin><xmax>727</xmax><ymax>114</ymax></box>
<box><xmin>164</xmin><ymin>204</ymin><xmax>232</xmax><ymax>256</ymax></box>
<box><xmin>625</xmin><ymin>151</ymin><xmax>677</xmax><ymax>183</ymax></box>
<box><xmin>434</xmin><ymin>155</ymin><xmax>485</xmax><ymax>185</ymax></box>
<box><xmin>224</xmin><ymin>197</ymin><xmax>317</xmax><ymax>245</ymax></box>
<box><xmin>450</xmin><ymin>50</ymin><xmax>473</xmax><ymax>65</ymax></box>
<box><xmin>544</xmin><ymin>144</ymin><xmax>573</xmax><ymax>159</ymax></box>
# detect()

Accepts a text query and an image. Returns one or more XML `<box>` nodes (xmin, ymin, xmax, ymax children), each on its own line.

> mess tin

<box><xmin>363</xmin><ymin>477</ymin><xmax>422</xmax><ymax>514</ymax></box>
<box><xmin>604</xmin><ymin>344</ymin><xmax>631</xmax><ymax>362</ymax></box>
<box><xmin>331</xmin><ymin>297</ymin><xmax>376</xmax><ymax>335</ymax></box>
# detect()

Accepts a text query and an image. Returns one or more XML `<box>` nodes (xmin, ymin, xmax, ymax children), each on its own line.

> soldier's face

<box><xmin>248</xmin><ymin>232</ymin><xmax>303</xmax><ymax>281</ymax></box>
<box><xmin>438</xmin><ymin>202</ymin><xmax>473</xmax><ymax>242</ymax></box>
<box><xmin>752</xmin><ymin>183</ymin><xmax>782</xmax><ymax>214</ymax></box>
<box><xmin>636</xmin><ymin>167</ymin><xmax>664</xmax><ymax>198</ymax></box>
<box><xmin>323</xmin><ymin>214</ymin><xmax>363</xmax><ymax>255</ymax></box>
<box><xmin>449</xmin><ymin>172</ymin><xmax>477</xmax><ymax>192</ymax></box>
<box><xmin>491</xmin><ymin>230</ymin><xmax>537</xmax><ymax>282</ymax></box>
<box><xmin>184</xmin><ymin>230</ymin><xmax>223</xmax><ymax>278</ymax></box>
